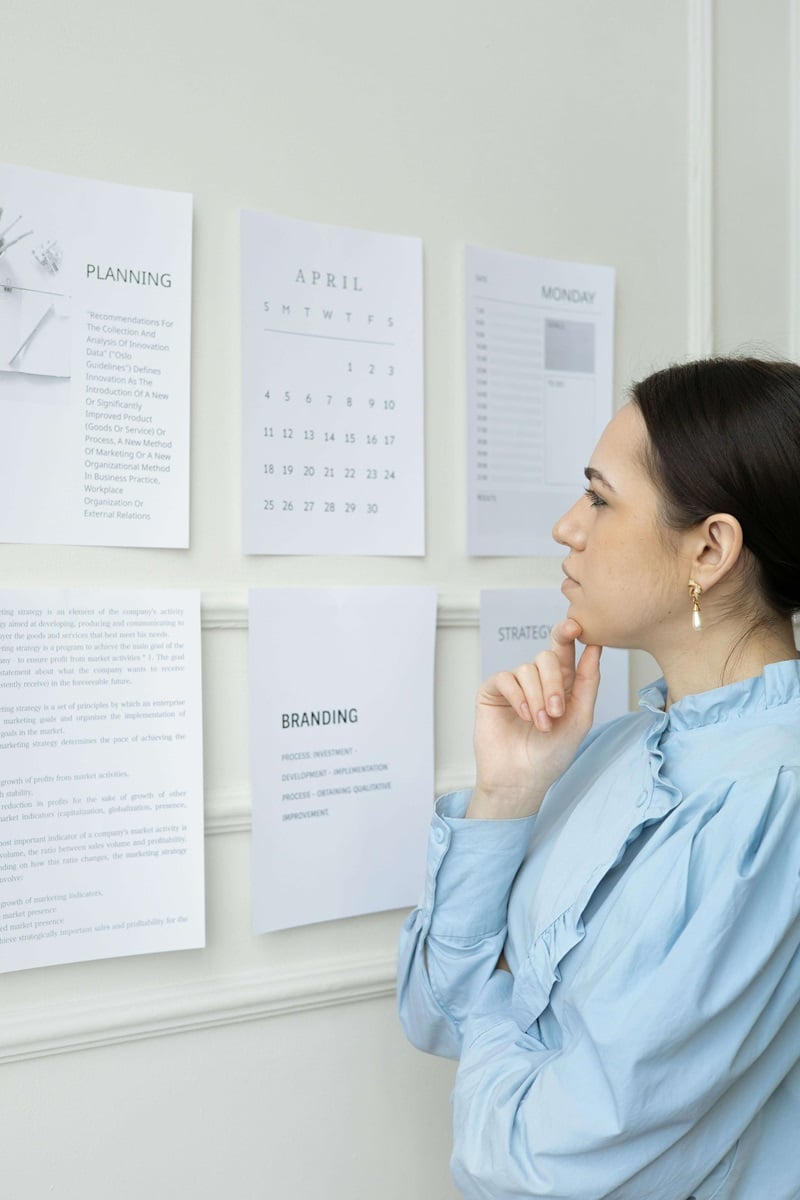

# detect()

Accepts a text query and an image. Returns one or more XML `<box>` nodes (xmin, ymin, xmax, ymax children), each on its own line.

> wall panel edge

<box><xmin>687</xmin><ymin>0</ymin><xmax>714</xmax><ymax>356</ymax></box>
<box><xmin>202</xmin><ymin>591</ymin><xmax>480</xmax><ymax>630</ymax></box>
<box><xmin>790</xmin><ymin>0</ymin><xmax>800</xmax><ymax>359</ymax></box>
<box><xmin>0</xmin><ymin>952</ymin><xmax>400</xmax><ymax>1065</ymax></box>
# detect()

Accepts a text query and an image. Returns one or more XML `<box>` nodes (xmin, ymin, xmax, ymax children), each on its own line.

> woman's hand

<box><xmin>468</xmin><ymin>619</ymin><xmax>602</xmax><ymax>820</ymax></box>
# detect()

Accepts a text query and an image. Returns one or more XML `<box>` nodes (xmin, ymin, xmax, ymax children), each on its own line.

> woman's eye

<box><xmin>584</xmin><ymin>487</ymin><xmax>606</xmax><ymax>508</ymax></box>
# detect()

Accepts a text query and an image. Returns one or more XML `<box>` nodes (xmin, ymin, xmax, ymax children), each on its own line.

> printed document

<box><xmin>249</xmin><ymin>586</ymin><xmax>436</xmax><ymax>931</ymax></box>
<box><xmin>466</xmin><ymin>245</ymin><xmax>615</xmax><ymax>555</ymax></box>
<box><xmin>0</xmin><ymin>162</ymin><xmax>192</xmax><ymax>547</ymax></box>
<box><xmin>0</xmin><ymin>590</ymin><xmax>204</xmax><ymax>972</ymax></box>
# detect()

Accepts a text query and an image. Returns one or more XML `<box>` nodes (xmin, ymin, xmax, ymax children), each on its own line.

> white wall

<box><xmin>0</xmin><ymin>2</ymin><xmax>795</xmax><ymax>1196</ymax></box>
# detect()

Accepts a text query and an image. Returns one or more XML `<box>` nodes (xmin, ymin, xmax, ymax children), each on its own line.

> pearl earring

<box><xmin>688</xmin><ymin>579</ymin><xmax>702</xmax><ymax>632</ymax></box>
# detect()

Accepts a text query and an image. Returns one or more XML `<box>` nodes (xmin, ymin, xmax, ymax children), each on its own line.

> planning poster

<box><xmin>480</xmin><ymin>588</ymin><xmax>629</xmax><ymax>728</ymax></box>
<box><xmin>0</xmin><ymin>590</ymin><xmax>204</xmax><ymax>973</ymax></box>
<box><xmin>466</xmin><ymin>245</ymin><xmax>615</xmax><ymax>556</ymax></box>
<box><xmin>241</xmin><ymin>210</ymin><xmax>424</xmax><ymax>555</ymax></box>
<box><xmin>0</xmin><ymin>162</ymin><xmax>192</xmax><ymax>548</ymax></box>
<box><xmin>249</xmin><ymin>587</ymin><xmax>436</xmax><ymax>931</ymax></box>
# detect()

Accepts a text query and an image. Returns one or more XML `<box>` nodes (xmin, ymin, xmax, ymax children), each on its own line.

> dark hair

<box><xmin>630</xmin><ymin>357</ymin><xmax>800</xmax><ymax>618</ymax></box>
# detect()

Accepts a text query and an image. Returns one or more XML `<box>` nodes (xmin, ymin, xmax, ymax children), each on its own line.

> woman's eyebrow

<box><xmin>584</xmin><ymin>466</ymin><xmax>616</xmax><ymax>493</ymax></box>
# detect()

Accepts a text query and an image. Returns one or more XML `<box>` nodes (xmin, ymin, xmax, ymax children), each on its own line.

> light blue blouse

<box><xmin>398</xmin><ymin>659</ymin><xmax>800</xmax><ymax>1199</ymax></box>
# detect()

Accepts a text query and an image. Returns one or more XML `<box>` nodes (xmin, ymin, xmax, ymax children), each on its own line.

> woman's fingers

<box><xmin>548</xmin><ymin>618</ymin><xmax>582</xmax><ymax>681</ymax></box>
<box><xmin>570</xmin><ymin>642</ymin><xmax>603</xmax><ymax>721</ymax></box>
<box><xmin>479</xmin><ymin>670</ymin><xmax>534</xmax><ymax>723</ymax></box>
<box><xmin>479</xmin><ymin>629</ymin><xmax>602</xmax><ymax>734</ymax></box>
<box><xmin>515</xmin><ymin>662</ymin><xmax>549</xmax><ymax>729</ymax></box>
<box><xmin>484</xmin><ymin>658</ymin><xmax>561</xmax><ymax>732</ymax></box>
<box><xmin>517</xmin><ymin>623</ymin><xmax>583</xmax><ymax>726</ymax></box>
<box><xmin>480</xmin><ymin>666</ymin><xmax>549</xmax><ymax>729</ymax></box>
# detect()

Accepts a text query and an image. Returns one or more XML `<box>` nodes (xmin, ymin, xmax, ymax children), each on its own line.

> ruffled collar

<box><xmin>638</xmin><ymin>656</ymin><xmax>800</xmax><ymax>732</ymax></box>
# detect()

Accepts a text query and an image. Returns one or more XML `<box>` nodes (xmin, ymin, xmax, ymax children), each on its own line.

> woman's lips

<box><xmin>561</xmin><ymin>564</ymin><xmax>580</xmax><ymax>591</ymax></box>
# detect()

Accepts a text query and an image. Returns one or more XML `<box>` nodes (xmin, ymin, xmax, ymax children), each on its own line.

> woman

<box><xmin>399</xmin><ymin>358</ymin><xmax>800</xmax><ymax>1199</ymax></box>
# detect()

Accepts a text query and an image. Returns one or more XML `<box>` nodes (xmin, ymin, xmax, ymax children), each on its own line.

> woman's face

<box><xmin>552</xmin><ymin>402</ymin><xmax>691</xmax><ymax>650</ymax></box>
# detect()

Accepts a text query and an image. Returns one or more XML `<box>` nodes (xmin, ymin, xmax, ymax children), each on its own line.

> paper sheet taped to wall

<box><xmin>249</xmin><ymin>586</ymin><xmax>436</xmax><ymax>931</ymax></box>
<box><xmin>0</xmin><ymin>162</ymin><xmax>192</xmax><ymax>548</ymax></box>
<box><xmin>466</xmin><ymin>245</ymin><xmax>615</xmax><ymax>556</ymax></box>
<box><xmin>0</xmin><ymin>590</ymin><xmax>204</xmax><ymax>973</ymax></box>
<box><xmin>241</xmin><ymin>210</ymin><xmax>425</xmax><ymax>555</ymax></box>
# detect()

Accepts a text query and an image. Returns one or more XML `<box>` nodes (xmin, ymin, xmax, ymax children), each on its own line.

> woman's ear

<box><xmin>690</xmin><ymin>513</ymin><xmax>744</xmax><ymax>588</ymax></box>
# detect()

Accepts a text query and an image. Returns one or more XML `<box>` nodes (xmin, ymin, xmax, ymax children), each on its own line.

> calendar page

<box><xmin>241</xmin><ymin>211</ymin><xmax>424</xmax><ymax>555</ymax></box>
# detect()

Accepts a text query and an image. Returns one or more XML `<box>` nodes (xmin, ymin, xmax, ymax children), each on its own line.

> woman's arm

<box><xmin>397</xmin><ymin>792</ymin><xmax>535</xmax><ymax>1059</ymax></box>
<box><xmin>399</xmin><ymin>621</ymin><xmax>602</xmax><ymax>1058</ymax></box>
<box><xmin>450</xmin><ymin>766</ymin><xmax>800</xmax><ymax>1199</ymax></box>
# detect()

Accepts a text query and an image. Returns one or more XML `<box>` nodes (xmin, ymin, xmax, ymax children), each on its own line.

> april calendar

<box><xmin>241</xmin><ymin>211</ymin><xmax>424</xmax><ymax>555</ymax></box>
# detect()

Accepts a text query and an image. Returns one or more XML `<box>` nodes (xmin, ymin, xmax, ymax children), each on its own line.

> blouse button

<box><xmin>432</xmin><ymin>826</ymin><xmax>446</xmax><ymax>845</ymax></box>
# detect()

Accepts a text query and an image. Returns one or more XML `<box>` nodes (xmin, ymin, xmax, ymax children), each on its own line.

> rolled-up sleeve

<box><xmin>397</xmin><ymin>790</ymin><xmax>536</xmax><ymax>1059</ymax></box>
<box><xmin>449</xmin><ymin>766</ymin><xmax>800</xmax><ymax>1199</ymax></box>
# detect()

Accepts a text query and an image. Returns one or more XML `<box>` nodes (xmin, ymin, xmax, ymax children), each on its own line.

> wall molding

<box><xmin>201</xmin><ymin>590</ymin><xmax>480</xmax><ymax>631</ymax></box>
<box><xmin>0</xmin><ymin>952</ymin><xmax>399</xmax><ymax>1065</ymax></box>
<box><xmin>687</xmin><ymin>0</ymin><xmax>714</xmax><ymax>357</ymax></box>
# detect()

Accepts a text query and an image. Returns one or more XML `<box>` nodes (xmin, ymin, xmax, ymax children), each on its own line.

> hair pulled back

<box><xmin>630</xmin><ymin>357</ymin><xmax>800</xmax><ymax>618</ymax></box>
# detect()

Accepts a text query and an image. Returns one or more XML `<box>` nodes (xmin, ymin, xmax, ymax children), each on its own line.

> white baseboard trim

<box><xmin>0</xmin><ymin>952</ymin><xmax>400</xmax><ymax>1065</ymax></box>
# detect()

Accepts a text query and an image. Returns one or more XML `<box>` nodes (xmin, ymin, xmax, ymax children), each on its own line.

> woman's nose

<box><xmin>552</xmin><ymin>498</ymin><xmax>586</xmax><ymax>549</ymax></box>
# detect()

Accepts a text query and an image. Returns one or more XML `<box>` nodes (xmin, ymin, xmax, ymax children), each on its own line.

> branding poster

<box><xmin>241</xmin><ymin>210</ymin><xmax>424</xmax><ymax>555</ymax></box>
<box><xmin>466</xmin><ymin>245</ymin><xmax>615</xmax><ymax>556</ymax></box>
<box><xmin>0</xmin><ymin>590</ymin><xmax>204</xmax><ymax>973</ymax></box>
<box><xmin>0</xmin><ymin>162</ymin><xmax>192</xmax><ymax>548</ymax></box>
<box><xmin>480</xmin><ymin>588</ymin><xmax>629</xmax><ymax>728</ymax></box>
<box><xmin>249</xmin><ymin>587</ymin><xmax>436</xmax><ymax>931</ymax></box>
